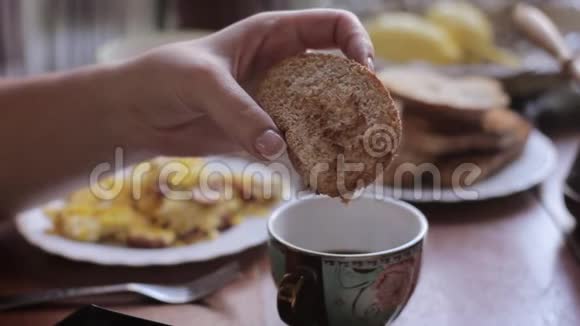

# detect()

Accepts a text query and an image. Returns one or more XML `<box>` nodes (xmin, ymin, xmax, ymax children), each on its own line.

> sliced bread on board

<box><xmin>379</xmin><ymin>67</ymin><xmax>509</xmax><ymax>126</ymax></box>
<box><xmin>403</xmin><ymin>108</ymin><xmax>530</xmax><ymax>156</ymax></box>
<box><xmin>384</xmin><ymin>109</ymin><xmax>531</xmax><ymax>187</ymax></box>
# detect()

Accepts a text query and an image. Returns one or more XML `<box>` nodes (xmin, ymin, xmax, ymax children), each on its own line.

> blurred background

<box><xmin>1</xmin><ymin>0</ymin><xmax>578</xmax><ymax>75</ymax></box>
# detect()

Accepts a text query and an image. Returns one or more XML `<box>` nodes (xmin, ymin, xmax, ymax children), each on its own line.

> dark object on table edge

<box><xmin>523</xmin><ymin>83</ymin><xmax>580</xmax><ymax>133</ymax></box>
<box><xmin>56</xmin><ymin>305</ymin><xmax>168</xmax><ymax>326</ymax></box>
<box><xmin>564</xmin><ymin>143</ymin><xmax>580</xmax><ymax>262</ymax></box>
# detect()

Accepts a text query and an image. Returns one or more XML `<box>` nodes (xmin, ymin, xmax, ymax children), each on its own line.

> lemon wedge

<box><xmin>427</xmin><ymin>1</ymin><xmax>519</xmax><ymax>66</ymax></box>
<box><xmin>367</xmin><ymin>12</ymin><xmax>462</xmax><ymax>65</ymax></box>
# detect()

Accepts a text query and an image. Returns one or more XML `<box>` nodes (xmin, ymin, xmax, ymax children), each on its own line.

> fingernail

<box><xmin>367</xmin><ymin>57</ymin><xmax>375</xmax><ymax>72</ymax></box>
<box><xmin>255</xmin><ymin>130</ymin><xmax>286</xmax><ymax>160</ymax></box>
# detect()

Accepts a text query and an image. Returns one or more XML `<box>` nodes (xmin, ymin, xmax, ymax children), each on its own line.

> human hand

<box><xmin>110</xmin><ymin>9</ymin><xmax>374</xmax><ymax>160</ymax></box>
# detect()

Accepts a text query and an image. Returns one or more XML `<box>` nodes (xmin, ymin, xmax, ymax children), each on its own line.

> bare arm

<box><xmin>0</xmin><ymin>67</ymin><xmax>125</xmax><ymax>213</ymax></box>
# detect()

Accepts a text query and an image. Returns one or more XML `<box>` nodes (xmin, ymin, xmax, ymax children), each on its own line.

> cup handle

<box><xmin>277</xmin><ymin>267</ymin><xmax>318</xmax><ymax>325</ymax></box>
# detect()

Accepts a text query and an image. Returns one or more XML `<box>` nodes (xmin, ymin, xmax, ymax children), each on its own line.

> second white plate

<box><xmin>370</xmin><ymin>130</ymin><xmax>557</xmax><ymax>203</ymax></box>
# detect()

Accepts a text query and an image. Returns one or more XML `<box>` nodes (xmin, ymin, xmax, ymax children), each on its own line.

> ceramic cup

<box><xmin>268</xmin><ymin>195</ymin><xmax>428</xmax><ymax>326</ymax></box>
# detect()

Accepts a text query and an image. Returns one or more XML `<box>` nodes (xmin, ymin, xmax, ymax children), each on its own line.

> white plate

<box><xmin>16</xmin><ymin>207</ymin><xmax>269</xmax><ymax>266</ymax></box>
<box><xmin>15</xmin><ymin>156</ymin><xmax>294</xmax><ymax>266</ymax></box>
<box><xmin>372</xmin><ymin>130</ymin><xmax>557</xmax><ymax>203</ymax></box>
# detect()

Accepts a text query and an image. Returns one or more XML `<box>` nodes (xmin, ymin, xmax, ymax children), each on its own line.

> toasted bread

<box><xmin>379</xmin><ymin>67</ymin><xmax>509</xmax><ymax>124</ymax></box>
<box><xmin>256</xmin><ymin>54</ymin><xmax>401</xmax><ymax>198</ymax></box>
<box><xmin>383</xmin><ymin>143</ymin><xmax>526</xmax><ymax>188</ymax></box>
<box><xmin>384</xmin><ymin>109</ymin><xmax>531</xmax><ymax>187</ymax></box>
<box><xmin>403</xmin><ymin>108</ymin><xmax>529</xmax><ymax>156</ymax></box>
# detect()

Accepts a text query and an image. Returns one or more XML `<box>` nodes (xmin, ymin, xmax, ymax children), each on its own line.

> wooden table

<box><xmin>1</xmin><ymin>134</ymin><xmax>579</xmax><ymax>326</ymax></box>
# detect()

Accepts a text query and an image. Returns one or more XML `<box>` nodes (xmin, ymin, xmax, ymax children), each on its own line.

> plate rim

<box><xmin>376</xmin><ymin>129</ymin><xmax>557</xmax><ymax>203</ymax></box>
<box><xmin>14</xmin><ymin>155</ymin><xmax>292</xmax><ymax>266</ymax></box>
<box><xmin>15</xmin><ymin>203</ymin><xmax>270</xmax><ymax>266</ymax></box>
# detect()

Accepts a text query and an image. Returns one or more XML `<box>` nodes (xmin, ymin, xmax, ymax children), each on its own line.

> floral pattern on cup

<box><xmin>322</xmin><ymin>244</ymin><xmax>422</xmax><ymax>326</ymax></box>
<box><xmin>374</xmin><ymin>256</ymin><xmax>417</xmax><ymax>310</ymax></box>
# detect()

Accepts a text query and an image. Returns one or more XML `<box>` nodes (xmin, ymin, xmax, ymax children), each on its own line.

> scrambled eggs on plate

<box><xmin>45</xmin><ymin>157</ymin><xmax>282</xmax><ymax>248</ymax></box>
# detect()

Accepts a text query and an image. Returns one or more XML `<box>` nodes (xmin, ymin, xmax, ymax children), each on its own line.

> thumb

<box><xmin>199</xmin><ymin>72</ymin><xmax>286</xmax><ymax>161</ymax></box>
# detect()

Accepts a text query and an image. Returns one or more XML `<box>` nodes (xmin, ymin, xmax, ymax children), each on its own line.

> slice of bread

<box><xmin>256</xmin><ymin>54</ymin><xmax>401</xmax><ymax>199</ymax></box>
<box><xmin>384</xmin><ymin>109</ymin><xmax>531</xmax><ymax>188</ymax></box>
<box><xmin>379</xmin><ymin>67</ymin><xmax>509</xmax><ymax>123</ymax></box>
<box><xmin>383</xmin><ymin>142</ymin><xmax>525</xmax><ymax>188</ymax></box>
<box><xmin>403</xmin><ymin>108</ymin><xmax>529</xmax><ymax>156</ymax></box>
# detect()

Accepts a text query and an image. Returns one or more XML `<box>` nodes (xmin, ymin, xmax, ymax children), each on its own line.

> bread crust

<box><xmin>256</xmin><ymin>54</ymin><xmax>401</xmax><ymax>198</ymax></box>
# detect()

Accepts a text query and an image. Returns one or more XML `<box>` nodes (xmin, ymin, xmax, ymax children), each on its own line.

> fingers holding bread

<box><xmin>239</xmin><ymin>10</ymin><xmax>374</xmax><ymax>75</ymax></box>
